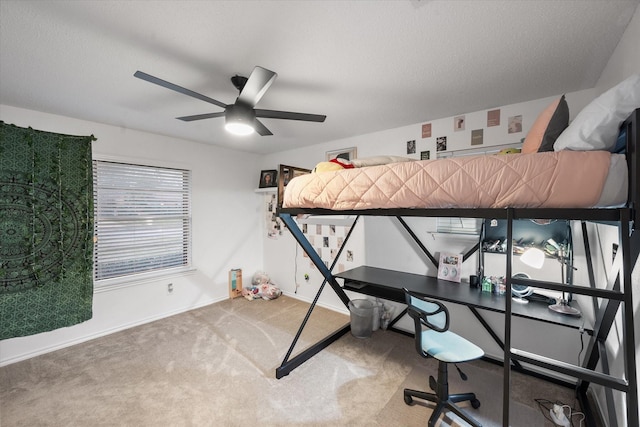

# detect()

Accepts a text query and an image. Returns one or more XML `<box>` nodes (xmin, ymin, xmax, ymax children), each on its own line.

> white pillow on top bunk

<box><xmin>554</xmin><ymin>73</ymin><xmax>640</xmax><ymax>152</ymax></box>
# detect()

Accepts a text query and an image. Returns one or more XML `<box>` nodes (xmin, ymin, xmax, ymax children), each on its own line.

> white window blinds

<box><xmin>436</xmin><ymin>217</ymin><xmax>482</xmax><ymax>235</ymax></box>
<box><xmin>93</xmin><ymin>161</ymin><xmax>192</xmax><ymax>282</ymax></box>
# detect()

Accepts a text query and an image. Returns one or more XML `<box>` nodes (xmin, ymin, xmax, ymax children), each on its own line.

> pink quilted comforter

<box><xmin>283</xmin><ymin>151</ymin><xmax>617</xmax><ymax>210</ymax></box>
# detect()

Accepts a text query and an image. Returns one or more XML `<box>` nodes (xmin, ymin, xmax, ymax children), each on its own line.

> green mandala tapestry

<box><xmin>0</xmin><ymin>122</ymin><xmax>95</xmax><ymax>340</ymax></box>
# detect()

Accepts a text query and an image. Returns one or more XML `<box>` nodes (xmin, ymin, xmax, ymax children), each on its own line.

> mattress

<box><xmin>283</xmin><ymin>151</ymin><xmax>628</xmax><ymax>210</ymax></box>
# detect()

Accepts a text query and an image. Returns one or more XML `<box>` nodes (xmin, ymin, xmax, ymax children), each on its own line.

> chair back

<box><xmin>404</xmin><ymin>288</ymin><xmax>450</xmax><ymax>357</ymax></box>
<box><xmin>404</xmin><ymin>288</ymin><xmax>449</xmax><ymax>331</ymax></box>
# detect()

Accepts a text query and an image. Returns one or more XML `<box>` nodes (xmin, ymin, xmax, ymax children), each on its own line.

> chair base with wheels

<box><xmin>403</xmin><ymin>288</ymin><xmax>484</xmax><ymax>427</ymax></box>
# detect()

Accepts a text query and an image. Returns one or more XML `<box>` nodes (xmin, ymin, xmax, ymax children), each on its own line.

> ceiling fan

<box><xmin>134</xmin><ymin>66</ymin><xmax>326</xmax><ymax>136</ymax></box>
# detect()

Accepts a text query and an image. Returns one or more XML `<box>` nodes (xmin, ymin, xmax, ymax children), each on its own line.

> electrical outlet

<box><xmin>167</xmin><ymin>283</ymin><xmax>174</xmax><ymax>294</ymax></box>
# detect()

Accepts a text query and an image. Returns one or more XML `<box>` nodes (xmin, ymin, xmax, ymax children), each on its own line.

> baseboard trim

<box><xmin>281</xmin><ymin>291</ymin><xmax>349</xmax><ymax>315</ymax></box>
<box><xmin>0</xmin><ymin>296</ymin><xmax>227</xmax><ymax>367</ymax></box>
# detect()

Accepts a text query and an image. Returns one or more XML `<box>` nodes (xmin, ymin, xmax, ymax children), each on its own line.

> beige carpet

<box><xmin>1</xmin><ymin>295</ymin><xmax>580</xmax><ymax>426</ymax></box>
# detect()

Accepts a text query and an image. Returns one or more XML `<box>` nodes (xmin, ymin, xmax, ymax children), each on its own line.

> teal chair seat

<box><xmin>420</xmin><ymin>329</ymin><xmax>484</xmax><ymax>363</ymax></box>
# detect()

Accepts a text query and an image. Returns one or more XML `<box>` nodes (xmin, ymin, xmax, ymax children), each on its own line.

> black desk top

<box><xmin>335</xmin><ymin>266</ymin><xmax>589</xmax><ymax>331</ymax></box>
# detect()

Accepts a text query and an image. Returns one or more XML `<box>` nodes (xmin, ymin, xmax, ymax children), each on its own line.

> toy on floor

<box><xmin>242</xmin><ymin>271</ymin><xmax>282</xmax><ymax>301</ymax></box>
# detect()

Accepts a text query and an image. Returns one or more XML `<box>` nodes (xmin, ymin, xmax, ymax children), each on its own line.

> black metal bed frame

<box><xmin>275</xmin><ymin>109</ymin><xmax>639</xmax><ymax>427</ymax></box>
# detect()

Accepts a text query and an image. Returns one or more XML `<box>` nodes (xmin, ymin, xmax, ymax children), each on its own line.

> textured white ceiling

<box><xmin>1</xmin><ymin>0</ymin><xmax>638</xmax><ymax>154</ymax></box>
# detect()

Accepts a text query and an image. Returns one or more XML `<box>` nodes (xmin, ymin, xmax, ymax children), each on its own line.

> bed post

<box><xmin>502</xmin><ymin>208</ymin><xmax>514</xmax><ymax>427</ymax></box>
<box><xmin>624</xmin><ymin>108</ymin><xmax>639</xmax><ymax>226</ymax></box>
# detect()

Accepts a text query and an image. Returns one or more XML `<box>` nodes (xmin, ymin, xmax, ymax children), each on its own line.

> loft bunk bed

<box><xmin>276</xmin><ymin>107</ymin><xmax>639</xmax><ymax>427</ymax></box>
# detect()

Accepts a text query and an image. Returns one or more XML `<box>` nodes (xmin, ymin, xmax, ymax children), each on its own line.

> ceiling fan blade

<box><xmin>255</xmin><ymin>109</ymin><xmax>326</xmax><ymax>122</ymax></box>
<box><xmin>254</xmin><ymin>119</ymin><xmax>273</xmax><ymax>136</ymax></box>
<box><xmin>237</xmin><ymin>66</ymin><xmax>277</xmax><ymax>106</ymax></box>
<box><xmin>134</xmin><ymin>71</ymin><xmax>227</xmax><ymax>109</ymax></box>
<box><xmin>176</xmin><ymin>112</ymin><xmax>226</xmax><ymax>122</ymax></box>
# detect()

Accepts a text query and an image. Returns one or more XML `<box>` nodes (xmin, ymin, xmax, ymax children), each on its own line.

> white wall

<box><xmin>0</xmin><ymin>105</ymin><xmax>264</xmax><ymax>366</ymax></box>
<box><xmin>596</xmin><ymin>3</ymin><xmax>640</xmax><ymax>95</ymax></box>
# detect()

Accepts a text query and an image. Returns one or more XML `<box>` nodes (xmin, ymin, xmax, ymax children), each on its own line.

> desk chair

<box><xmin>403</xmin><ymin>288</ymin><xmax>484</xmax><ymax>427</ymax></box>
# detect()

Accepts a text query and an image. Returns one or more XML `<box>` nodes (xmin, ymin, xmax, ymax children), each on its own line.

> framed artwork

<box><xmin>326</xmin><ymin>147</ymin><xmax>357</xmax><ymax>162</ymax></box>
<box><xmin>471</xmin><ymin>129</ymin><xmax>484</xmax><ymax>146</ymax></box>
<box><xmin>487</xmin><ymin>109</ymin><xmax>501</xmax><ymax>127</ymax></box>
<box><xmin>406</xmin><ymin>140</ymin><xmax>416</xmax><ymax>154</ymax></box>
<box><xmin>278</xmin><ymin>164</ymin><xmax>311</xmax><ymax>207</ymax></box>
<box><xmin>259</xmin><ymin>169</ymin><xmax>277</xmax><ymax>188</ymax></box>
<box><xmin>437</xmin><ymin>252</ymin><xmax>462</xmax><ymax>283</ymax></box>
<box><xmin>421</xmin><ymin>123</ymin><xmax>432</xmax><ymax>138</ymax></box>
<box><xmin>508</xmin><ymin>115</ymin><xmax>523</xmax><ymax>134</ymax></box>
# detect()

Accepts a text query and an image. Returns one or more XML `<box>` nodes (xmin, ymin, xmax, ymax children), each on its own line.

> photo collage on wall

<box><xmin>299</xmin><ymin>221</ymin><xmax>353</xmax><ymax>273</ymax></box>
<box><xmin>417</xmin><ymin>107</ymin><xmax>524</xmax><ymax>157</ymax></box>
<box><xmin>265</xmin><ymin>193</ymin><xmax>283</xmax><ymax>239</ymax></box>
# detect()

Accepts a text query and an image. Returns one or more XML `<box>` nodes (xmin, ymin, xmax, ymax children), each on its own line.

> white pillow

<box><xmin>350</xmin><ymin>155</ymin><xmax>414</xmax><ymax>167</ymax></box>
<box><xmin>554</xmin><ymin>73</ymin><xmax>640</xmax><ymax>151</ymax></box>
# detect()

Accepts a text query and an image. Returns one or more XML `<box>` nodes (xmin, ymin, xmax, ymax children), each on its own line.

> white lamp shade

<box><xmin>224</xmin><ymin>121</ymin><xmax>254</xmax><ymax>136</ymax></box>
<box><xmin>520</xmin><ymin>247</ymin><xmax>545</xmax><ymax>269</ymax></box>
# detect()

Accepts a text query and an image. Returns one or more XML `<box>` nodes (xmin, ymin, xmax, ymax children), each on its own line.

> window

<box><xmin>93</xmin><ymin>161</ymin><xmax>192</xmax><ymax>282</ymax></box>
<box><xmin>436</xmin><ymin>217</ymin><xmax>482</xmax><ymax>235</ymax></box>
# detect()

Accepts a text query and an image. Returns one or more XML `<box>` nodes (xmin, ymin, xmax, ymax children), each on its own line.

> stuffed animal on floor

<box><xmin>242</xmin><ymin>271</ymin><xmax>282</xmax><ymax>301</ymax></box>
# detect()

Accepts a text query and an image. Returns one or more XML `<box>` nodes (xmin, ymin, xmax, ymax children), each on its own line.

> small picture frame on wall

<box><xmin>421</xmin><ymin>123</ymin><xmax>432</xmax><ymax>138</ymax></box>
<box><xmin>259</xmin><ymin>170</ymin><xmax>277</xmax><ymax>188</ymax></box>
<box><xmin>326</xmin><ymin>147</ymin><xmax>357</xmax><ymax>162</ymax></box>
<box><xmin>508</xmin><ymin>115</ymin><xmax>523</xmax><ymax>134</ymax></box>
<box><xmin>406</xmin><ymin>140</ymin><xmax>416</xmax><ymax>154</ymax></box>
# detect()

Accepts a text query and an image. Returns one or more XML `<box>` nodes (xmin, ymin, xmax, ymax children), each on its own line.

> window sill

<box><xmin>94</xmin><ymin>267</ymin><xmax>197</xmax><ymax>293</ymax></box>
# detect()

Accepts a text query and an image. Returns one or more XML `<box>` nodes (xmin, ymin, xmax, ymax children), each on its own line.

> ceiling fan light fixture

<box><xmin>225</xmin><ymin>121</ymin><xmax>254</xmax><ymax>136</ymax></box>
<box><xmin>224</xmin><ymin>104</ymin><xmax>255</xmax><ymax>136</ymax></box>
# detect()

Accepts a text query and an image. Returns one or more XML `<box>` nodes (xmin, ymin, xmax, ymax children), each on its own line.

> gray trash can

<box><xmin>349</xmin><ymin>299</ymin><xmax>375</xmax><ymax>338</ymax></box>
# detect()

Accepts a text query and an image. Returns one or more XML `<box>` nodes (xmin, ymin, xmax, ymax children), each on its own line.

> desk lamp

<box><xmin>546</xmin><ymin>239</ymin><xmax>581</xmax><ymax>317</ymax></box>
<box><xmin>520</xmin><ymin>239</ymin><xmax>581</xmax><ymax>317</ymax></box>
